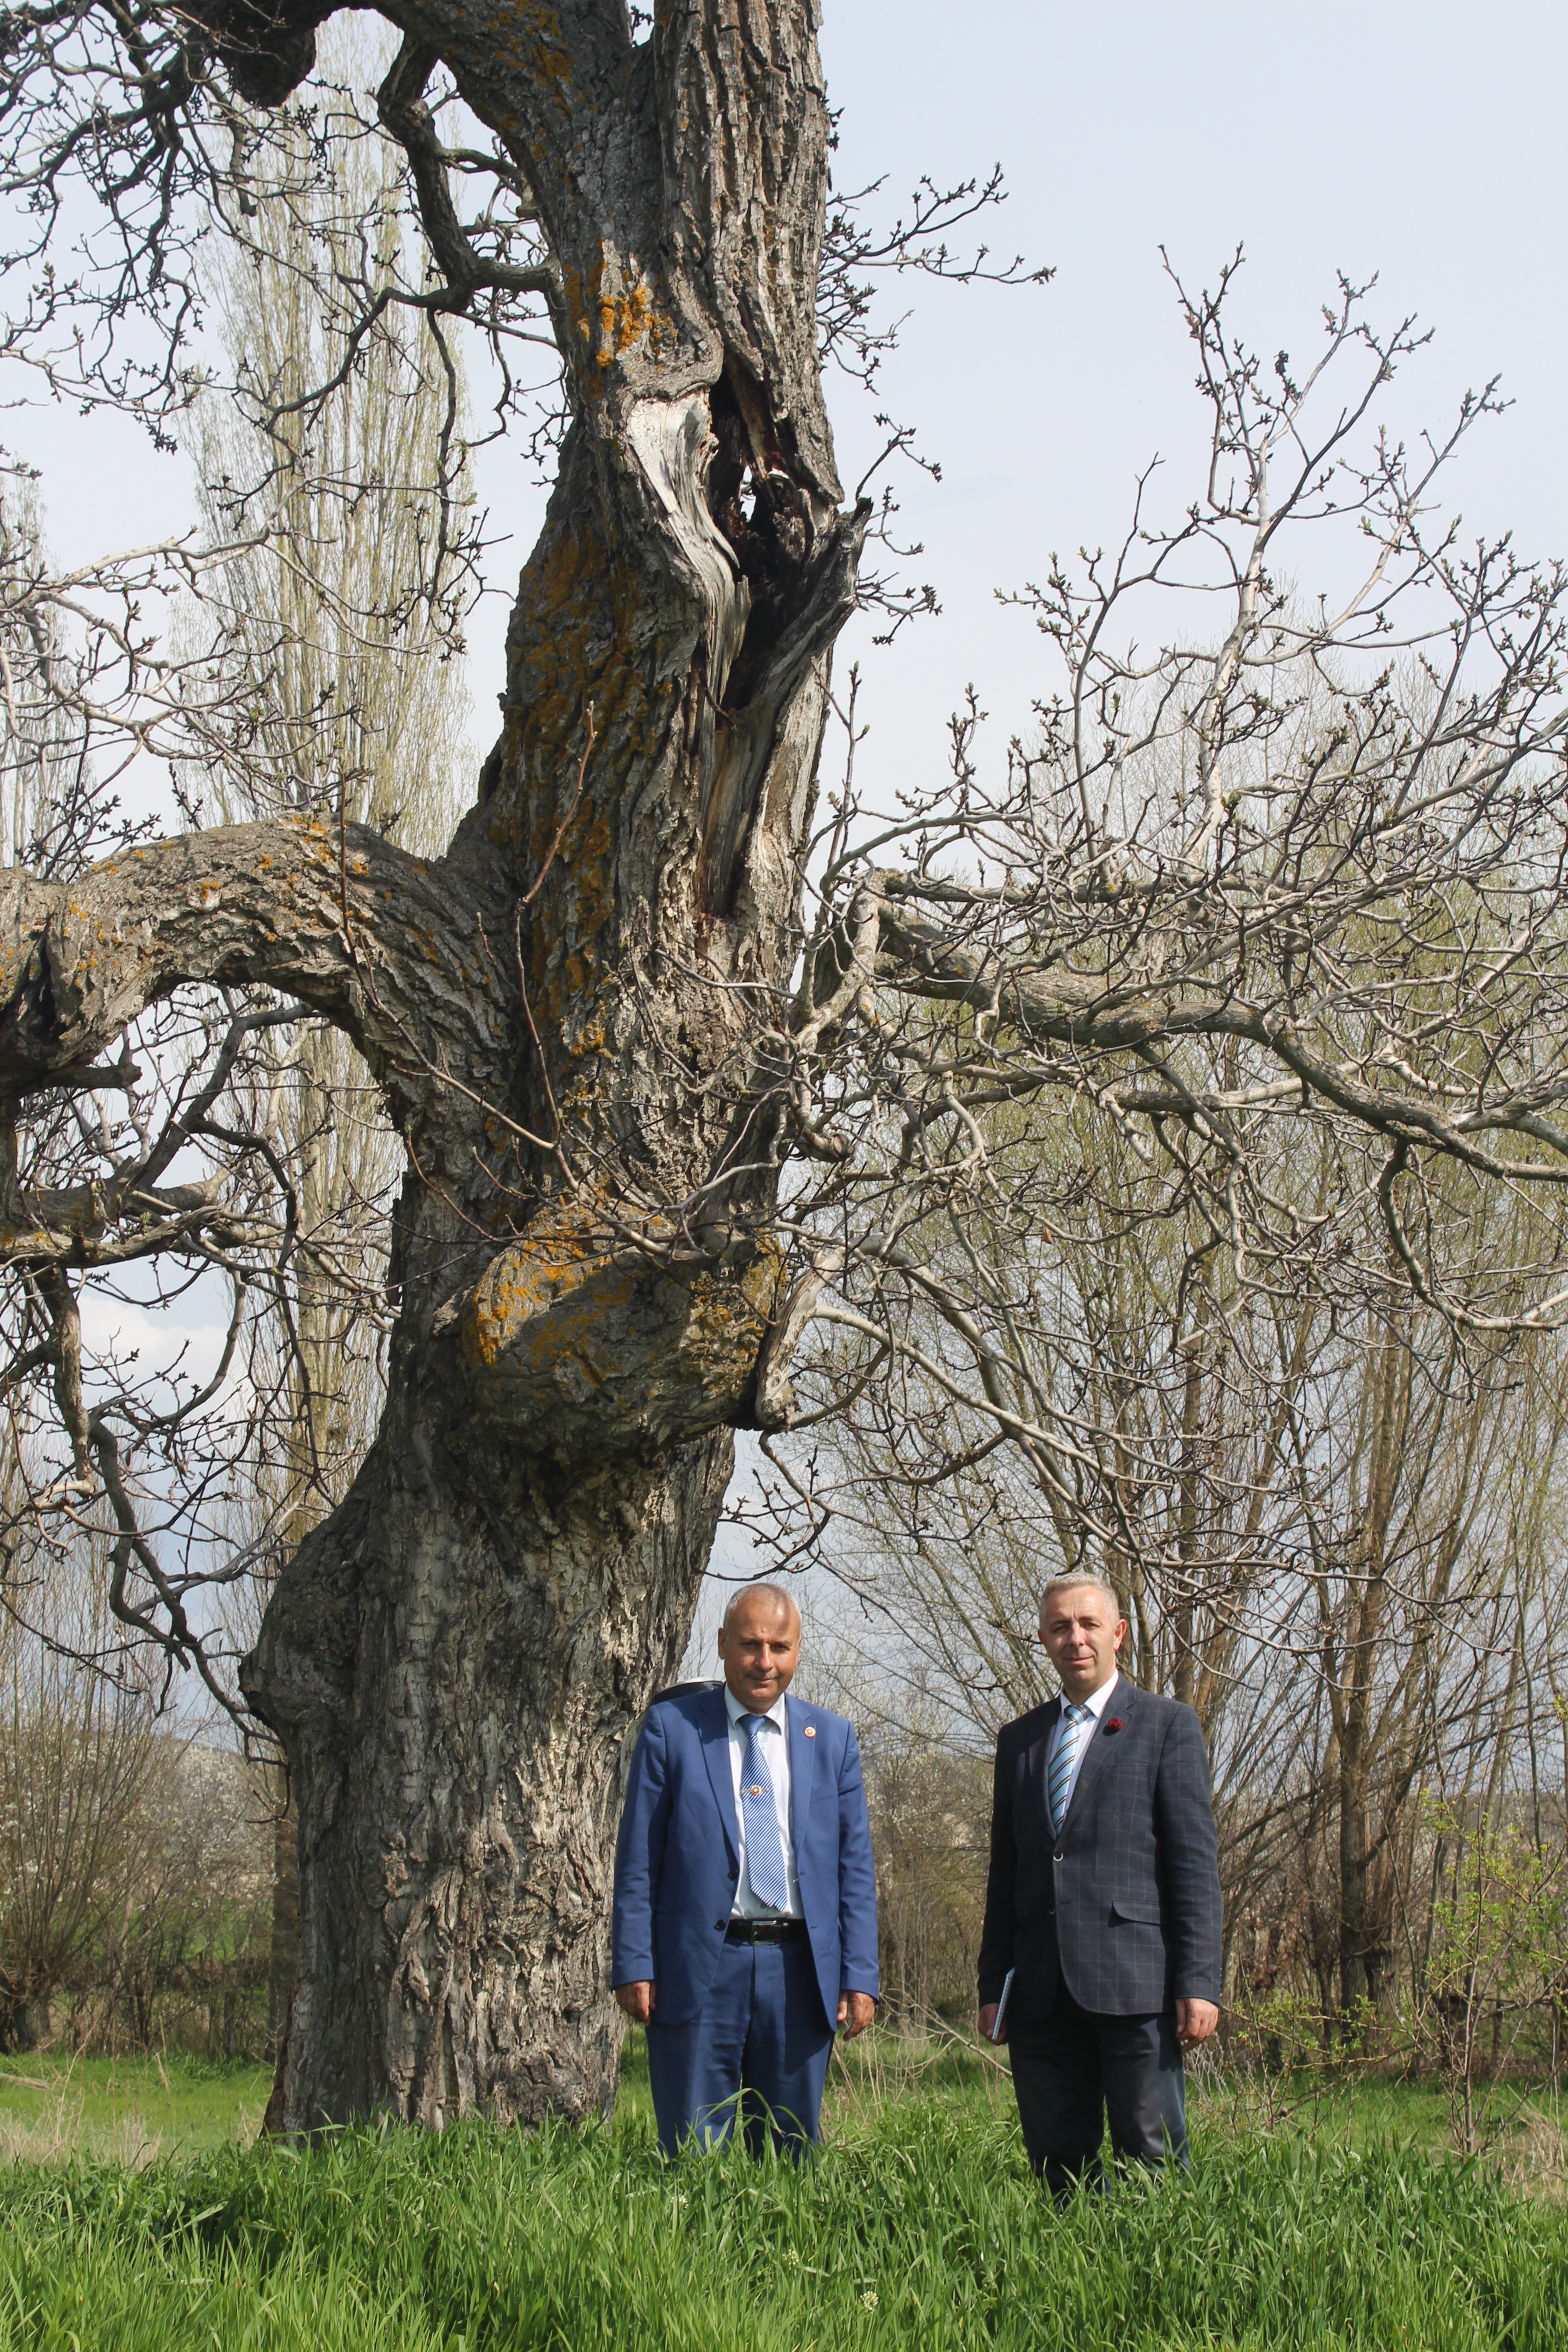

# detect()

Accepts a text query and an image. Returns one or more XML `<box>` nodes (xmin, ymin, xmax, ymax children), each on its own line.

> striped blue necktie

<box><xmin>1049</xmin><ymin>1702</ymin><xmax>1090</xmax><ymax>1834</ymax></box>
<box><xmin>740</xmin><ymin>1714</ymin><xmax>789</xmax><ymax>1910</ymax></box>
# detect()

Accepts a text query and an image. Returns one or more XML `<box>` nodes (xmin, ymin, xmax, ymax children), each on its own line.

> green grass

<box><xmin>0</xmin><ymin>2053</ymin><xmax>272</xmax><ymax>2164</ymax></box>
<box><xmin>1</xmin><ymin>2044</ymin><xmax>1565</xmax><ymax>2350</ymax></box>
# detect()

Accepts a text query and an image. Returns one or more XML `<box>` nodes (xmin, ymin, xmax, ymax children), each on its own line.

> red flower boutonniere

<box><xmin>1103</xmin><ymin>1717</ymin><xmax>1124</xmax><ymax>1735</ymax></box>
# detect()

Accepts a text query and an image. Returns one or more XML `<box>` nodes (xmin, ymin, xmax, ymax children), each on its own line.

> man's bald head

<box><xmin>720</xmin><ymin>1581</ymin><xmax>801</xmax><ymax>1637</ymax></box>
<box><xmin>717</xmin><ymin>1582</ymin><xmax>802</xmax><ymax>1709</ymax></box>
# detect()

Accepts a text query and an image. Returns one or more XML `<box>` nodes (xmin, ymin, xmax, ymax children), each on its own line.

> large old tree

<box><xmin>0</xmin><ymin>0</ymin><xmax>886</xmax><ymax>2129</ymax></box>
<box><xmin>3</xmin><ymin>2</ymin><xmax>1568</xmax><ymax>2128</ymax></box>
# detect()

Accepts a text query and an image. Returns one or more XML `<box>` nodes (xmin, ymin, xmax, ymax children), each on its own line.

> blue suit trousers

<box><xmin>645</xmin><ymin>1934</ymin><xmax>833</xmax><ymax>2158</ymax></box>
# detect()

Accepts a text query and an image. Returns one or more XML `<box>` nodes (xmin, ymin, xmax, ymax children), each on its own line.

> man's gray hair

<box><xmin>1039</xmin><ymin>1573</ymin><xmax>1124</xmax><ymax>1620</ymax></box>
<box><xmin>721</xmin><ymin>1580</ymin><xmax>802</xmax><ymax>1634</ymax></box>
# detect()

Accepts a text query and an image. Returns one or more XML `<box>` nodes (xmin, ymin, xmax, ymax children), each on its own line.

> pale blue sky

<box><xmin>817</xmin><ymin>0</ymin><xmax>1568</xmax><ymax>794</ymax></box>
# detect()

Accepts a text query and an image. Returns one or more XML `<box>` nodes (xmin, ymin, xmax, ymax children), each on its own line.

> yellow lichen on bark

<box><xmin>457</xmin><ymin>1210</ymin><xmax>786</xmax><ymax>1455</ymax></box>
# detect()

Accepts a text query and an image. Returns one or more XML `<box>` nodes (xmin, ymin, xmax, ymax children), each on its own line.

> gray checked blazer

<box><xmin>976</xmin><ymin>1673</ymin><xmax>1222</xmax><ymax>2020</ymax></box>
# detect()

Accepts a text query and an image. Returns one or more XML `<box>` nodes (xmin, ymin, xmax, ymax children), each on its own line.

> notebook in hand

<box><xmin>990</xmin><ymin>1967</ymin><xmax>1015</xmax><ymax>2042</ymax></box>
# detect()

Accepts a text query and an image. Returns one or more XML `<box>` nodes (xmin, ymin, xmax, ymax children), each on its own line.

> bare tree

<box><xmin>0</xmin><ymin>11</ymin><xmax>1566</xmax><ymax>2139</ymax></box>
<box><xmin>0</xmin><ymin>1544</ymin><xmax>165</xmax><ymax>2050</ymax></box>
<box><xmin>90</xmin><ymin>1737</ymin><xmax>270</xmax><ymax>2057</ymax></box>
<box><xmin>796</xmin><ymin>1095</ymin><xmax>1568</xmax><ymax>2038</ymax></box>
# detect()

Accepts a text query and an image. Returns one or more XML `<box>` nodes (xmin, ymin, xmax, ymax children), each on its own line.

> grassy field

<box><xmin>0</xmin><ymin>2053</ymin><xmax>273</xmax><ymax>2165</ymax></box>
<box><xmin>0</xmin><ymin>2036</ymin><xmax>1564</xmax><ymax>2349</ymax></box>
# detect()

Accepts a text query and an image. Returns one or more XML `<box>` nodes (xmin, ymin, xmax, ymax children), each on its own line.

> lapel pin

<box><xmin>804</xmin><ymin>1725</ymin><xmax>816</xmax><ymax>1737</ymax></box>
<box><xmin>1104</xmin><ymin>1717</ymin><xmax>1124</xmax><ymax>1735</ymax></box>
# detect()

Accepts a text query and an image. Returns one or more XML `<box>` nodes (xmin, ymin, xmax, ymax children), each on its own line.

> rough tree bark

<box><xmin>0</xmin><ymin>0</ymin><xmax>863</xmax><ymax>2128</ymax></box>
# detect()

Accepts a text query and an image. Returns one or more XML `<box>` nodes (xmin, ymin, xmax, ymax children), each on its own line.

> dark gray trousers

<box><xmin>1008</xmin><ymin>1986</ymin><xmax>1188</xmax><ymax>2198</ymax></box>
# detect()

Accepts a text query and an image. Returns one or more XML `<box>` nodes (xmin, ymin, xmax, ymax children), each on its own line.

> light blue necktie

<box><xmin>1049</xmin><ymin>1702</ymin><xmax>1090</xmax><ymax>1834</ymax></box>
<box><xmin>740</xmin><ymin>1713</ymin><xmax>789</xmax><ymax>1911</ymax></box>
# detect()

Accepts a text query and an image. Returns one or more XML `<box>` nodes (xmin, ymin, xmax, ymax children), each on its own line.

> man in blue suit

<box><xmin>612</xmin><ymin>1581</ymin><xmax>878</xmax><ymax>2156</ymax></box>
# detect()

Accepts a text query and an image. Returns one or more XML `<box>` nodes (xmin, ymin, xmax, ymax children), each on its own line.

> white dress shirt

<box><xmin>1047</xmin><ymin>1670</ymin><xmax>1119</xmax><ymax>1820</ymax></box>
<box><xmin>724</xmin><ymin>1683</ymin><xmax>803</xmax><ymax>1918</ymax></box>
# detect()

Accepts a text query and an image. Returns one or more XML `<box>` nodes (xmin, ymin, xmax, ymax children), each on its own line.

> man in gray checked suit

<box><xmin>977</xmin><ymin>1575</ymin><xmax>1222</xmax><ymax>2196</ymax></box>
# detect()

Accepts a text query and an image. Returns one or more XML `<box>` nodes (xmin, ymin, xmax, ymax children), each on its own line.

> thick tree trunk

<box><xmin>250</xmin><ymin>1358</ymin><xmax>732</xmax><ymax>2127</ymax></box>
<box><xmin>246</xmin><ymin>5</ymin><xmax>861</xmax><ymax>2127</ymax></box>
<box><xmin>233</xmin><ymin>393</ymin><xmax>839</xmax><ymax>2122</ymax></box>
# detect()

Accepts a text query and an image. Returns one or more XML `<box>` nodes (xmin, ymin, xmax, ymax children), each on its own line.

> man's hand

<box><xmin>978</xmin><ymin>2001</ymin><xmax>1007</xmax><ymax>2046</ymax></box>
<box><xmin>837</xmin><ymin>1991</ymin><xmax>875</xmax><ymax>2038</ymax></box>
<box><xmin>615</xmin><ymin>1981</ymin><xmax>656</xmax><ymax>2025</ymax></box>
<box><xmin>1175</xmin><ymin>1998</ymin><xmax>1219</xmax><ymax>2046</ymax></box>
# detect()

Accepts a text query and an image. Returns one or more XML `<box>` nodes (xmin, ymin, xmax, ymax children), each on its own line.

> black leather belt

<box><xmin>726</xmin><ymin>1917</ymin><xmax>806</xmax><ymax>1944</ymax></box>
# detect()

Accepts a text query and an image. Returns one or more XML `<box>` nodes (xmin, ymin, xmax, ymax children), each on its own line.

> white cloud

<box><xmin>78</xmin><ymin>1285</ymin><xmax>235</xmax><ymax>1401</ymax></box>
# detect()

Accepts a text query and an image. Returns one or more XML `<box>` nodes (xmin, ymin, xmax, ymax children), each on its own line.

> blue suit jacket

<box><xmin>612</xmin><ymin>1684</ymin><xmax>880</xmax><ymax>2029</ymax></box>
